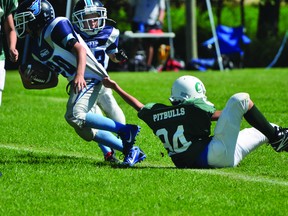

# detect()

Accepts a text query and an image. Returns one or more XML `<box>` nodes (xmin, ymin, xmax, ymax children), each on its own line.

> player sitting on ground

<box><xmin>103</xmin><ymin>75</ymin><xmax>288</xmax><ymax>168</ymax></box>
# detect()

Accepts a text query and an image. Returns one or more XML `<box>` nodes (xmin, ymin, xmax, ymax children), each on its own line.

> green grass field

<box><xmin>0</xmin><ymin>69</ymin><xmax>287</xmax><ymax>215</ymax></box>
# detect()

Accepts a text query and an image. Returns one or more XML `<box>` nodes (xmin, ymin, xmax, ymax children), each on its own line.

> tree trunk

<box><xmin>257</xmin><ymin>0</ymin><xmax>280</xmax><ymax>39</ymax></box>
<box><xmin>216</xmin><ymin>0</ymin><xmax>223</xmax><ymax>25</ymax></box>
<box><xmin>240</xmin><ymin>0</ymin><xmax>245</xmax><ymax>27</ymax></box>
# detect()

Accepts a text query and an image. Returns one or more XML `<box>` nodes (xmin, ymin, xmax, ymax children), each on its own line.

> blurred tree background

<box><xmin>8</xmin><ymin>0</ymin><xmax>288</xmax><ymax>69</ymax></box>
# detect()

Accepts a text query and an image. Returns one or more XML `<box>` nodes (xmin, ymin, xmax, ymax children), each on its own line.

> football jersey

<box><xmin>138</xmin><ymin>98</ymin><xmax>216</xmax><ymax>156</ymax></box>
<box><xmin>30</xmin><ymin>17</ymin><xmax>108</xmax><ymax>80</ymax></box>
<box><xmin>77</xmin><ymin>26</ymin><xmax>119</xmax><ymax>69</ymax></box>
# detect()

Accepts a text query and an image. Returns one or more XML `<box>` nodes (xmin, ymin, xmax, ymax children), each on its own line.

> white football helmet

<box><xmin>169</xmin><ymin>75</ymin><xmax>207</xmax><ymax>103</ymax></box>
<box><xmin>72</xmin><ymin>0</ymin><xmax>107</xmax><ymax>35</ymax></box>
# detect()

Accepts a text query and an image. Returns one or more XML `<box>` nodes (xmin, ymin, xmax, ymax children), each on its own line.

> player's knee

<box><xmin>231</xmin><ymin>92</ymin><xmax>250</xmax><ymax>101</ymax></box>
<box><xmin>228</xmin><ymin>93</ymin><xmax>250</xmax><ymax>112</ymax></box>
<box><xmin>64</xmin><ymin>112</ymin><xmax>86</xmax><ymax>129</ymax></box>
<box><xmin>74</xmin><ymin>127</ymin><xmax>95</xmax><ymax>141</ymax></box>
<box><xmin>230</xmin><ymin>93</ymin><xmax>250</xmax><ymax>105</ymax></box>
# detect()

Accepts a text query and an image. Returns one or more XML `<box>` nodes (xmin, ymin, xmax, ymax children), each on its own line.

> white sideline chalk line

<box><xmin>1</xmin><ymin>144</ymin><xmax>287</xmax><ymax>187</ymax></box>
<box><xmin>192</xmin><ymin>169</ymin><xmax>288</xmax><ymax>187</ymax></box>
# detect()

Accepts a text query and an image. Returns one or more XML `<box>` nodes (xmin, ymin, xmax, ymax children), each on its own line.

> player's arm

<box><xmin>102</xmin><ymin>77</ymin><xmax>144</xmax><ymax>111</ymax></box>
<box><xmin>4</xmin><ymin>14</ymin><xmax>18</xmax><ymax>62</ymax></box>
<box><xmin>70</xmin><ymin>40</ymin><xmax>87</xmax><ymax>92</ymax></box>
<box><xmin>211</xmin><ymin>110</ymin><xmax>222</xmax><ymax>121</ymax></box>
<box><xmin>53</xmin><ymin>18</ymin><xmax>87</xmax><ymax>92</ymax></box>
<box><xmin>18</xmin><ymin>63</ymin><xmax>58</xmax><ymax>90</ymax></box>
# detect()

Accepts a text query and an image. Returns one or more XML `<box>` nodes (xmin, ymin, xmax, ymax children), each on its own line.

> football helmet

<box><xmin>14</xmin><ymin>0</ymin><xmax>55</xmax><ymax>38</ymax></box>
<box><xmin>72</xmin><ymin>0</ymin><xmax>107</xmax><ymax>35</ymax></box>
<box><xmin>169</xmin><ymin>75</ymin><xmax>207</xmax><ymax>104</ymax></box>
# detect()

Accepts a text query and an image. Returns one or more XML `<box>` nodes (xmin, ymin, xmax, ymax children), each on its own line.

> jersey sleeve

<box><xmin>184</xmin><ymin>98</ymin><xmax>216</xmax><ymax>114</ymax></box>
<box><xmin>4</xmin><ymin>0</ymin><xmax>18</xmax><ymax>17</ymax></box>
<box><xmin>50</xmin><ymin>18</ymin><xmax>79</xmax><ymax>50</ymax></box>
<box><xmin>104</xmin><ymin>27</ymin><xmax>120</xmax><ymax>55</ymax></box>
<box><xmin>137</xmin><ymin>103</ymin><xmax>163</xmax><ymax>123</ymax></box>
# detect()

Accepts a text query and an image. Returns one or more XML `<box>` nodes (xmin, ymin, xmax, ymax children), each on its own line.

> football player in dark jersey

<box><xmin>103</xmin><ymin>75</ymin><xmax>288</xmax><ymax>168</ymax></box>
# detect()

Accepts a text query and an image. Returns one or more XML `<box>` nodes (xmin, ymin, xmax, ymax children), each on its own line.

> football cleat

<box><xmin>269</xmin><ymin>127</ymin><xmax>288</xmax><ymax>152</ymax></box>
<box><xmin>118</xmin><ymin>124</ymin><xmax>141</xmax><ymax>156</ymax></box>
<box><xmin>104</xmin><ymin>150</ymin><xmax>120</xmax><ymax>163</ymax></box>
<box><xmin>122</xmin><ymin>146</ymin><xmax>146</xmax><ymax>167</ymax></box>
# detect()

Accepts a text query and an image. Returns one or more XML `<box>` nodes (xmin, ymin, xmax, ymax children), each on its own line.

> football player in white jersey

<box><xmin>14</xmin><ymin>0</ymin><xmax>146</xmax><ymax>167</ymax></box>
<box><xmin>103</xmin><ymin>75</ymin><xmax>288</xmax><ymax>168</ymax></box>
<box><xmin>72</xmin><ymin>0</ymin><xmax>128</xmax><ymax>162</ymax></box>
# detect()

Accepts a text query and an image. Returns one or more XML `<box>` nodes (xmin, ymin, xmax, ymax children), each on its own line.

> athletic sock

<box><xmin>98</xmin><ymin>144</ymin><xmax>111</xmax><ymax>156</ymax></box>
<box><xmin>93</xmin><ymin>130</ymin><xmax>123</xmax><ymax>152</ymax></box>
<box><xmin>85</xmin><ymin>113</ymin><xmax>125</xmax><ymax>133</ymax></box>
<box><xmin>244</xmin><ymin>105</ymin><xmax>276</xmax><ymax>142</ymax></box>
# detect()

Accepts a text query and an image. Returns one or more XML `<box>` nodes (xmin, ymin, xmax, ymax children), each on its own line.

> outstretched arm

<box><xmin>102</xmin><ymin>77</ymin><xmax>144</xmax><ymax>111</ymax></box>
<box><xmin>211</xmin><ymin>110</ymin><xmax>222</xmax><ymax>121</ymax></box>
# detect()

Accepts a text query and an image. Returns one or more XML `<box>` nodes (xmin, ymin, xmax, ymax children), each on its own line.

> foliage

<box><xmin>0</xmin><ymin>70</ymin><xmax>288</xmax><ymax>215</ymax></box>
<box><xmin>168</xmin><ymin>2</ymin><xmax>288</xmax><ymax>68</ymax></box>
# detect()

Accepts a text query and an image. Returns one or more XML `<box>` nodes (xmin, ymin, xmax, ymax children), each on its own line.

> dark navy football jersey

<box><xmin>29</xmin><ymin>17</ymin><xmax>107</xmax><ymax>80</ymax></box>
<box><xmin>138</xmin><ymin>98</ymin><xmax>216</xmax><ymax>156</ymax></box>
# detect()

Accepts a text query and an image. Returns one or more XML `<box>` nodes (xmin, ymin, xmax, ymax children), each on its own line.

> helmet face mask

<box><xmin>14</xmin><ymin>11</ymin><xmax>36</xmax><ymax>38</ymax></box>
<box><xmin>169</xmin><ymin>75</ymin><xmax>207</xmax><ymax>104</ymax></box>
<box><xmin>72</xmin><ymin>0</ymin><xmax>107</xmax><ymax>35</ymax></box>
<box><xmin>14</xmin><ymin>0</ymin><xmax>55</xmax><ymax>38</ymax></box>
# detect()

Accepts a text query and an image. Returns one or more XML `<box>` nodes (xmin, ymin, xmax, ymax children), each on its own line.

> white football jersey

<box><xmin>76</xmin><ymin>25</ymin><xmax>120</xmax><ymax>70</ymax></box>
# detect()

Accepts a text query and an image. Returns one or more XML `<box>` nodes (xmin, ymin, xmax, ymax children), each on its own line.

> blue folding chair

<box><xmin>189</xmin><ymin>25</ymin><xmax>251</xmax><ymax>71</ymax></box>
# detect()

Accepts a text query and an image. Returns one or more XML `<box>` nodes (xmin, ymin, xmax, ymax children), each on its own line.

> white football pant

<box><xmin>207</xmin><ymin>93</ymin><xmax>270</xmax><ymax>167</ymax></box>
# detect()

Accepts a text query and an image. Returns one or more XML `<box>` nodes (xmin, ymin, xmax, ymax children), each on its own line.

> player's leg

<box><xmin>95</xmin><ymin>87</ymin><xmax>126</xmax><ymax>162</ymax></box>
<box><xmin>97</xmin><ymin>87</ymin><xmax>126</xmax><ymax>124</ymax></box>
<box><xmin>207</xmin><ymin>93</ymin><xmax>251</xmax><ymax>167</ymax></box>
<box><xmin>65</xmin><ymin>80</ymin><xmax>145</xmax><ymax>165</ymax></box>
<box><xmin>244</xmin><ymin>105</ymin><xmax>288</xmax><ymax>152</ymax></box>
<box><xmin>93</xmin><ymin>103</ymin><xmax>120</xmax><ymax>163</ymax></box>
<box><xmin>233</xmin><ymin>126</ymin><xmax>271</xmax><ymax>166</ymax></box>
<box><xmin>208</xmin><ymin>93</ymin><xmax>287</xmax><ymax>168</ymax></box>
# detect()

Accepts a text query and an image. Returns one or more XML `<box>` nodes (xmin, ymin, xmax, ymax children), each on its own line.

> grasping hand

<box><xmin>9</xmin><ymin>48</ymin><xmax>19</xmax><ymax>62</ymax></box>
<box><xmin>74</xmin><ymin>74</ymin><xmax>87</xmax><ymax>93</ymax></box>
<box><xmin>102</xmin><ymin>77</ymin><xmax>117</xmax><ymax>89</ymax></box>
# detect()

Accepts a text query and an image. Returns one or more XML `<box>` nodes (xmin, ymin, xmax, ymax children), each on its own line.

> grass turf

<box><xmin>0</xmin><ymin>69</ymin><xmax>287</xmax><ymax>215</ymax></box>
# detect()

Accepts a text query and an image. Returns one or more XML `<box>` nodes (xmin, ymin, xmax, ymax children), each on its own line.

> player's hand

<box><xmin>115</xmin><ymin>49</ymin><xmax>128</xmax><ymax>63</ymax></box>
<box><xmin>74</xmin><ymin>74</ymin><xmax>86</xmax><ymax>93</ymax></box>
<box><xmin>9</xmin><ymin>48</ymin><xmax>19</xmax><ymax>62</ymax></box>
<box><xmin>102</xmin><ymin>77</ymin><xmax>116</xmax><ymax>89</ymax></box>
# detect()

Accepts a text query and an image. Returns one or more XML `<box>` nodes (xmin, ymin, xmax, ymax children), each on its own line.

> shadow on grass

<box><xmin>0</xmin><ymin>151</ymin><xmax>179</xmax><ymax>169</ymax></box>
<box><xmin>0</xmin><ymin>151</ymin><xmax>114</xmax><ymax>168</ymax></box>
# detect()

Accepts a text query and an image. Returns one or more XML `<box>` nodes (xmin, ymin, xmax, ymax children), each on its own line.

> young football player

<box><xmin>102</xmin><ymin>75</ymin><xmax>288</xmax><ymax>168</ymax></box>
<box><xmin>72</xmin><ymin>0</ymin><xmax>128</xmax><ymax>163</ymax></box>
<box><xmin>14</xmin><ymin>0</ymin><xmax>146</xmax><ymax>167</ymax></box>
